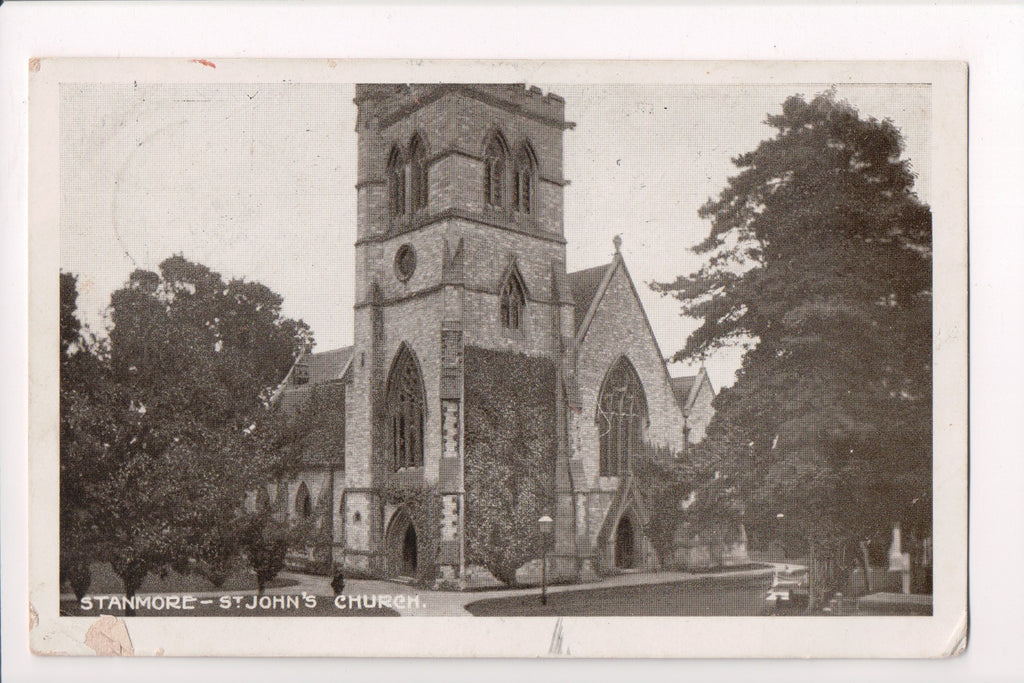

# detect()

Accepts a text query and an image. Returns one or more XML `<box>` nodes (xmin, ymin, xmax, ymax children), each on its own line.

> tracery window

<box><xmin>387</xmin><ymin>146</ymin><xmax>406</xmax><ymax>218</ymax></box>
<box><xmin>409</xmin><ymin>136</ymin><xmax>428</xmax><ymax>212</ymax></box>
<box><xmin>513</xmin><ymin>143</ymin><xmax>536</xmax><ymax>214</ymax></box>
<box><xmin>500</xmin><ymin>266</ymin><xmax>526</xmax><ymax>335</ymax></box>
<box><xmin>385</xmin><ymin>345</ymin><xmax>425</xmax><ymax>470</ymax></box>
<box><xmin>484</xmin><ymin>136</ymin><xmax>507</xmax><ymax>209</ymax></box>
<box><xmin>597</xmin><ymin>357</ymin><xmax>648</xmax><ymax>476</ymax></box>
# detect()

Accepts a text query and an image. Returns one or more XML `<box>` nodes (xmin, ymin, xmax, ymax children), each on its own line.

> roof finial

<box><xmin>613</xmin><ymin>234</ymin><xmax>622</xmax><ymax>254</ymax></box>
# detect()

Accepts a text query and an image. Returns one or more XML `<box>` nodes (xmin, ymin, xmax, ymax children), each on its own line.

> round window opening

<box><xmin>395</xmin><ymin>244</ymin><xmax>417</xmax><ymax>281</ymax></box>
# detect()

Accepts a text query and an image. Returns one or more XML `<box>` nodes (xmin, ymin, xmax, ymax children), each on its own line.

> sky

<box><xmin>60</xmin><ymin>82</ymin><xmax>930</xmax><ymax>391</ymax></box>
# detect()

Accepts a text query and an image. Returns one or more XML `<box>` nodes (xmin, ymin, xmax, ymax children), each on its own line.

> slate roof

<box><xmin>304</xmin><ymin>346</ymin><xmax>355</xmax><ymax>385</ymax></box>
<box><xmin>567</xmin><ymin>262</ymin><xmax>613</xmax><ymax>335</ymax></box>
<box><xmin>669</xmin><ymin>374</ymin><xmax>698</xmax><ymax>411</ymax></box>
<box><xmin>276</xmin><ymin>345</ymin><xmax>354</xmax><ymax>415</ymax></box>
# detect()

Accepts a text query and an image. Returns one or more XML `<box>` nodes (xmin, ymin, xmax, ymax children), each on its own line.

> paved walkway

<box><xmin>297</xmin><ymin>564</ymin><xmax>791</xmax><ymax>616</ymax></box>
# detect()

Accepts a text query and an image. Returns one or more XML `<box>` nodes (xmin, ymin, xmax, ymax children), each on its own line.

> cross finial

<box><xmin>613</xmin><ymin>234</ymin><xmax>622</xmax><ymax>253</ymax></box>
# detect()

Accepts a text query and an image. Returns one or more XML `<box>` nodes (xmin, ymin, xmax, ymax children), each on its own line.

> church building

<box><xmin>272</xmin><ymin>84</ymin><xmax>727</xmax><ymax>585</ymax></box>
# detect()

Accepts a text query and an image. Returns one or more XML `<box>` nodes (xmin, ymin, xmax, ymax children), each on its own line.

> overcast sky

<box><xmin>60</xmin><ymin>82</ymin><xmax>930</xmax><ymax>391</ymax></box>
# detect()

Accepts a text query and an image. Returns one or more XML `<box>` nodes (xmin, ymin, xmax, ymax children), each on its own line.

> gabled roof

<box><xmin>304</xmin><ymin>346</ymin><xmax>355</xmax><ymax>385</ymax></box>
<box><xmin>271</xmin><ymin>345</ymin><xmax>354</xmax><ymax>413</ymax></box>
<box><xmin>670</xmin><ymin>366</ymin><xmax>714</xmax><ymax>415</ymax></box>
<box><xmin>567</xmin><ymin>261</ymin><xmax>614</xmax><ymax>337</ymax></box>
<box><xmin>670</xmin><ymin>375</ymin><xmax>698</xmax><ymax>409</ymax></box>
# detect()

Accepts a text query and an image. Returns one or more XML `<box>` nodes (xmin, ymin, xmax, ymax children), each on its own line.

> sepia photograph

<box><xmin>27</xmin><ymin>58</ymin><xmax>967</xmax><ymax>658</ymax></box>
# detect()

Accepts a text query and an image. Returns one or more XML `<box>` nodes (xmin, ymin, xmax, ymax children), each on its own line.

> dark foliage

<box><xmin>463</xmin><ymin>346</ymin><xmax>557</xmax><ymax>586</ymax></box>
<box><xmin>652</xmin><ymin>90</ymin><xmax>933</xmax><ymax>605</ymax></box>
<box><xmin>59</xmin><ymin>257</ymin><xmax>311</xmax><ymax>602</ymax></box>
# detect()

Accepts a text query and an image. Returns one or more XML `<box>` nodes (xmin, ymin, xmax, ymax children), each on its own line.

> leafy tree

<box><xmin>627</xmin><ymin>447</ymin><xmax>692</xmax><ymax>568</ymax></box>
<box><xmin>239</xmin><ymin>511</ymin><xmax>293</xmax><ymax>596</ymax></box>
<box><xmin>463</xmin><ymin>346</ymin><xmax>556</xmax><ymax>587</ymax></box>
<box><xmin>59</xmin><ymin>256</ymin><xmax>311</xmax><ymax>611</ymax></box>
<box><xmin>60</xmin><ymin>272</ymin><xmax>106</xmax><ymax>600</ymax></box>
<box><xmin>653</xmin><ymin>90</ymin><xmax>932</xmax><ymax>606</ymax></box>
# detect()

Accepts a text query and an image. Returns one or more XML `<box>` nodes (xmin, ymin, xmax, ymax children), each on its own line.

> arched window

<box><xmin>597</xmin><ymin>357</ymin><xmax>648</xmax><ymax>476</ymax></box>
<box><xmin>409</xmin><ymin>135</ymin><xmax>428</xmax><ymax>212</ymax></box>
<box><xmin>513</xmin><ymin>143</ymin><xmax>536</xmax><ymax>214</ymax></box>
<box><xmin>484</xmin><ymin>135</ymin><xmax>507</xmax><ymax>209</ymax></box>
<box><xmin>295</xmin><ymin>482</ymin><xmax>312</xmax><ymax>519</ymax></box>
<box><xmin>385</xmin><ymin>344</ymin><xmax>425</xmax><ymax>470</ymax></box>
<box><xmin>500</xmin><ymin>265</ymin><xmax>526</xmax><ymax>335</ymax></box>
<box><xmin>387</xmin><ymin>146</ymin><xmax>406</xmax><ymax>218</ymax></box>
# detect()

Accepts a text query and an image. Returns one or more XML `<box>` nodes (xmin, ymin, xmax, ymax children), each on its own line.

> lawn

<box><xmin>465</xmin><ymin>575</ymin><xmax>774</xmax><ymax>617</ymax></box>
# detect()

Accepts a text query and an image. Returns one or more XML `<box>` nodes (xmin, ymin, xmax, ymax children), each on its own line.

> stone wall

<box><xmin>575</xmin><ymin>259</ymin><xmax>687</xmax><ymax>489</ymax></box>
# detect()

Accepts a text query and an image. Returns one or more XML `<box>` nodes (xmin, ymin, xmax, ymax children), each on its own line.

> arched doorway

<box><xmin>401</xmin><ymin>525</ymin><xmax>418</xmax><ymax>575</ymax></box>
<box><xmin>614</xmin><ymin>516</ymin><xmax>636</xmax><ymax>569</ymax></box>
<box><xmin>385</xmin><ymin>508</ymin><xmax>418</xmax><ymax>578</ymax></box>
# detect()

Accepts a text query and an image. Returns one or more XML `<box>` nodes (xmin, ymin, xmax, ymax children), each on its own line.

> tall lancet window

<box><xmin>387</xmin><ymin>145</ymin><xmax>406</xmax><ymax>218</ymax></box>
<box><xmin>484</xmin><ymin>135</ymin><xmax>507</xmax><ymax>209</ymax></box>
<box><xmin>513</xmin><ymin>143</ymin><xmax>536</xmax><ymax>214</ymax></box>
<box><xmin>409</xmin><ymin>136</ymin><xmax>428</xmax><ymax>212</ymax></box>
<box><xmin>597</xmin><ymin>357</ymin><xmax>648</xmax><ymax>476</ymax></box>
<box><xmin>500</xmin><ymin>266</ymin><xmax>526</xmax><ymax>336</ymax></box>
<box><xmin>385</xmin><ymin>344</ymin><xmax>425</xmax><ymax>470</ymax></box>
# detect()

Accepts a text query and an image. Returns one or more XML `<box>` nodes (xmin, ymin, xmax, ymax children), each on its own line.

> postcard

<box><xmin>28</xmin><ymin>58</ymin><xmax>967</xmax><ymax>657</ymax></box>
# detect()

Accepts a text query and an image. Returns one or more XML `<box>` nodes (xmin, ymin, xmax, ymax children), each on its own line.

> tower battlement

<box><xmin>354</xmin><ymin>83</ymin><xmax>574</xmax><ymax>130</ymax></box>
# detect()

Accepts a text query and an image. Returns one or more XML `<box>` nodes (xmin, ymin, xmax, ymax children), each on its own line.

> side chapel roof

<box><xmin>669</xmin><ymin>366</ymin><xmax>714</xmax><ymax>416</ymax></box>
<box><xmin>567</xmin><ymin>262</ymin><xmax>611</xmax><ymax>337</ymax></box>
<box><xmin>274</xmin><ymin>345</ymin><xmax>354</xmax><ymax>414</ymax></box>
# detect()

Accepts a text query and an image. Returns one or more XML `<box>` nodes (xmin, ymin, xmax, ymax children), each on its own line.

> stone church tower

<box><xmin>343</xmin><ymin>84</ymin><xmax>578</xmax><ymax>580</ymax></box>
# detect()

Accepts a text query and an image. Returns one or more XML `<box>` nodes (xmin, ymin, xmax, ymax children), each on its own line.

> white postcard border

<box><xmin>27</xmin><ymin>58</ymin><xmax>967</xmax><ymax>659</ymax></box>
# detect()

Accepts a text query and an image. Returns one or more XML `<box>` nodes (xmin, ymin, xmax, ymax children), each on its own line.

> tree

<box><xmin>653</xmin><ymin>90</ymin><xmax>932</xmax><ymax>606</ymax></box>
<box><xmin>239</xmin><ymin>511</ymin><xmax>293</xmax><ymax>596</ymax></box>
<box><xmin>59</xmin><ymin>256</ymin><xmax>311</xmax><ymax>611</ymax></box>
<box><xmin>622</xmin><ymin>445</ymin><xmax>687</xmax><ymax>567</ymax></box>
<box><xmin>60</xmin><ymin>272</ymin><xmax>107</xmax><ymax>600</ymax></box>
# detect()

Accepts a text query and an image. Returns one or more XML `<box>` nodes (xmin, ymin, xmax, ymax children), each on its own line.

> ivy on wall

<box><xmin>463</xmin><ymin>346</ymin><xmax>556</xmax><ymax>587</ymax></box>
<box><xmin>377</xmin><ymin>481</ymin><xmax>442</xmax><ymax>588</ymax></box>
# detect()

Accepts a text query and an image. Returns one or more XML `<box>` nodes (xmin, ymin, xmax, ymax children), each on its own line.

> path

<box><xmin>296</xmin><ymin>563</ymin><xmax>795</xmax><ymax>616</ymax></box>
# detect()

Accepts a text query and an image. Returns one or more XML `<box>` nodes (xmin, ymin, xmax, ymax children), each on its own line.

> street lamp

<box><xmin>538</xmin><ymin>515</ymin><xmax>554</xmax><ymax>605</ymax></box>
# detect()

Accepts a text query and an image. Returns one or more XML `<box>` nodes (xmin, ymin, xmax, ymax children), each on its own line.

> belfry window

<box><xmin>385</xmin><ymin>345</ymin><xmax>425</xmax><ymax>471</ymax></box>
<box><xmin>409</xmin><ymin>136</ymin><xmax>428</xmax><ymax>212</ymax></box>
<box><xmin>387</xmin><ymin>146</ymin><xmax>406</xmax><ymax>218</ymax></box>
<box><xmin>484</xmin><ymin>136</ymin><xmax>507</xmax><ymax>209</ymax></box>
<box><xmin>500</xmin><ymin>267</ymin><xmax>526</xmax><ymax>335</ymax></box>
<box><xmin>597</xmin><ymin>357</ymin><xmax>648</xmax><ymax>476</ymax></box>
<box><xmin>513</xmin><ymin>144</ymin><xmax>536</xmax><ymax>214</ymax></box>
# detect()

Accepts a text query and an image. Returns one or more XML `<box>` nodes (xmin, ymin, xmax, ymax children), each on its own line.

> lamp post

<box><xmin>538</xmin><ymin>515</ymin><xmax>554</xmax><ymax>606</ymax></box>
